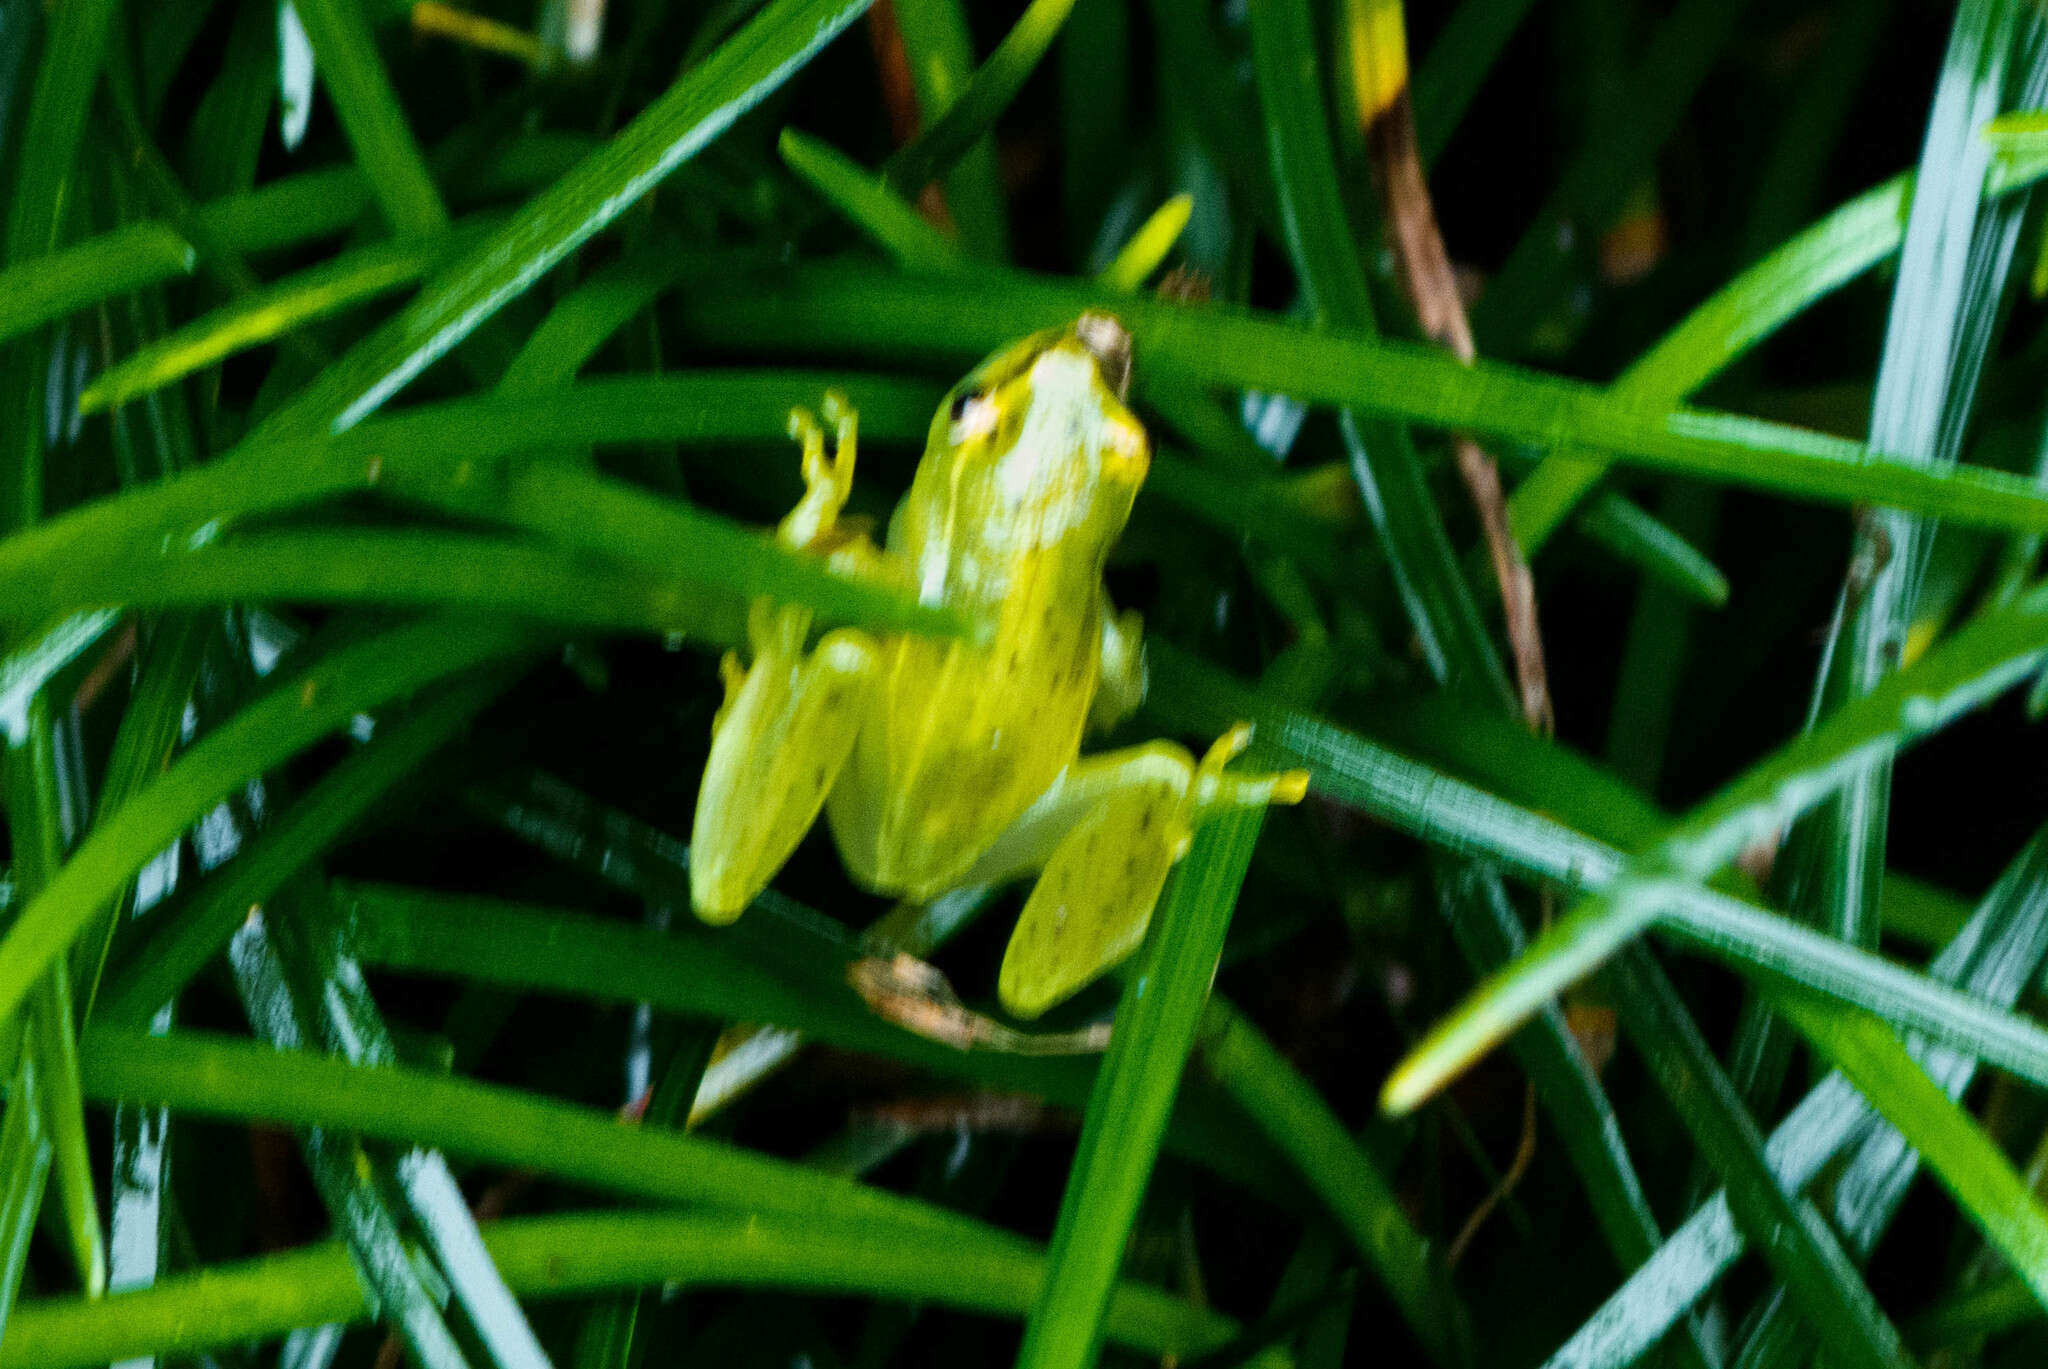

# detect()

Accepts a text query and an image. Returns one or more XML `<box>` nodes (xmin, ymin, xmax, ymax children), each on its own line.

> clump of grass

<box><xmin>2</xmin><ymin>1</ymin><xmax>2047</xmax><ymax>1367</ymax></box>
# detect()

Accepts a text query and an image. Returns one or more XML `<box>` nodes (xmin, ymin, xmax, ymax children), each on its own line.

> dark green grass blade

<box><xmin>0</xmin><ymin>616</ymin><xmax>537</xmax><ymax>1030</ymax></box>
<box><xmin>99</xmin><ymin>671</ymin><xmax>515</xmax><ymax>1024</ymax></box>
<box><xmin>1248</xmin><ymin>0</ymin><xmax>1509</xmax><ymax>708</ymax></box>
<box><xmin>1794</xmin><ymin>0</ymin><xmax>2034</xmax><ymax>957</ymax></box>
<box><xmin>674</xmin><ymin>262</ymin><xmax>2048</xmax><ymax>534</ymax></box>
<box><xmin>1603</xmin><ymin>949</ymin><xmax>1910</xmax><ymax>1369</ymax></box>
<box><xmin>1198</xmin><ymin>998</ymin><xmax>1467</xmax><ymax>1365</ymax></box>
<box><xmin>1147</xmin><ymin>644</ymin><xmax>2048</xmax><ymax>1100</ymax></box>
<box><xmin>1411</xmin><ymin>0</ymin><xmax>1542</xmax><ymax>167</ymax></box>
<box><xmin>1772</xmin><ymin>986</ymin><xmax>2048</xmax><ymax>1310</ymax></box>
<box><xmin>258</xmin><ymin>0</ymin><xmax>872</xmax><ymax>436</ymax></box>
<box><xmin>1016</xmin><ymin>811</ymin><xmax>1349</xmax><ymax>1369</ymax></box>
<box><xmin>1536</xmin><ymin>822</ymin><xmax>2048</xmax><ymax>1369</ymax></box>
<box><xmin>78</xmin><ymin>223</ymin><xmax>487</xmax><ymax>414</ymax></box>
<box><xmin>1383</xmin><ymin>577</ymin><xmax>2048</xmax><ymax>1114</ymax></box>
<box><xmin>289</xmin><ymin>0</ymin><xmax>450</xmax><ymax>238</ymax></box>
<box><xmin>1468</xmin><ymin>0</ymin><xmax>1759</xmax><ymax>351</ymax></box>
<box><xmin>0</xmin><ymin>1048</ymin><xmax>50</xmax><ymax>1346</ymax></box>
<box><xmin>1</xmin><ymin>1209</ymin><xmax>1251</xmax><ymax>1369</ymax></box>
<box><xmin>890</xmin><ymin>0</ymin><xmax>1007</xmax><ymax>260</ymax></box>
<box><xmin>0</xmin><ymin>225</ymin><xmax>195</xmax><ymax>350</ymax></box>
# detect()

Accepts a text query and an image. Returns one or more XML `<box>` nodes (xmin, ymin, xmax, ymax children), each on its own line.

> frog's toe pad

<box><xmin>998</xmin><ymin>787</ymin><xmax>1179</xmax><ymax>1019</ymax></box>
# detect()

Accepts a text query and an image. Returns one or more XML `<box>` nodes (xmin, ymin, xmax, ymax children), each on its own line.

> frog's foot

<box><xmin>988</xmin><ymin>725</ymin><xmax>1308</xmax><ymax>1018</ymax></box>
<box><xmin>689</xmin><ymin>620</ymin><xmax>879</xmax><ymax>924</ymax></box>
<box><xmin>778</xmin><ymin>390</ymin><xmax>858</xmax><ymax>551</ymax></box>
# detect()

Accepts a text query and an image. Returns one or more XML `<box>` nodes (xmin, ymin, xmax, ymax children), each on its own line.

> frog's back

<box><xmin>823</xmin><ymin>313</ymin><xmax>1147</xmax><ymax>898</ymax></box>
<box><xmin>825</xmin><ymin>558</ymin><xmax>1101</xmax><ymax>898</ymax></box>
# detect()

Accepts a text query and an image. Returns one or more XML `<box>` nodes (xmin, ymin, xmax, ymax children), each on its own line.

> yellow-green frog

<box><xmin>689</xmin><ymin>314</ymin><xmax>1308</xmax><ymax>1017</ymax></box>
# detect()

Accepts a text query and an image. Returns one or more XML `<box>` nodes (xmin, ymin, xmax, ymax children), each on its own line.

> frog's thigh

<box><xmin>689</xmin><ymin>629</ymin><xmax>879</xmax><ymax>924</ymax></box>
<box><xmin>990</xmin><ymin>744</ymin><xmax>1195</xmax><ymax>1020</ymax></box>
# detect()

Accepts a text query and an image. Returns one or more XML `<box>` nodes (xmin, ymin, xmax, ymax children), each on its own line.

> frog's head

<box><xmin>921</xmin><ymin>313</ymin><xmax>1150</xmax><ymax>554</ymax></box>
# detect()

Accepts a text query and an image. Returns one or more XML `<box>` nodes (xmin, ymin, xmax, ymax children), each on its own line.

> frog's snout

<box><xmin>1074</xmin><ymin>312</ymin><xmax>1133</xmax><ymax>401</ymax></box>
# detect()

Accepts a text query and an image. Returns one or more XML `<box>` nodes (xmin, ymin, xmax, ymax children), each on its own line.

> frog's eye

<box><xmin>947</xmin><ymin>390</ymin><xmax>1000</xmax><ymax>442</ymax></box>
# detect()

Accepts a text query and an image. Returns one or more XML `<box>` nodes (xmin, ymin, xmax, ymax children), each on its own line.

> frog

<box><xmin>688</xmin><ymin>312</ymin><xmax>1309</xmax><ymax>1018</ymax></box>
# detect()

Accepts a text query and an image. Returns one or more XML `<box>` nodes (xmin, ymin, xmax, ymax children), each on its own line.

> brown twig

<box><xmin>1349</xmin><ymin>1</ymin><xmax>1552</xmax><ymax>735</ymax></box>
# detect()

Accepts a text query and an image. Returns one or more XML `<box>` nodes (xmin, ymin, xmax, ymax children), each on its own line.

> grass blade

<box><xmin>261</xmin><ymin>0</ymin><xmax>874</xmax><ymax>436</ymax></box>
<box><xmin>288</xmin><ymin>0</ymin><xmax>450</xmax><ymax>238</ymax></box>
<box><xmin>1383</xmin><ymin>578</ymin><xmax>2048</xmax><ymax>1114</ymax></box>
<box><xmin>2</xmin><ymin>1209</ymin><xmax>1249</xmax><ymax>1369</ymax></box>
<box><xmin>1772</xmin><ymin>985</ymin><xmax>2048</xmax><ymax>1311</ymax></box>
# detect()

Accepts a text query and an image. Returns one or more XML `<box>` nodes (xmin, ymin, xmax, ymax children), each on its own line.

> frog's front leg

<box><xmin>974</xmin><ymin>726</ymin><xmax>1309</xmax><ymax>1018</ymax></box>
<box><xmin>1085</xmin><ymin>593</ymin><xmax>1146</xmax><ymax>735</ymax></box>
<box><xmin>690</xmin><ymin>395</ymin><xmax>884</xmax><ymax>924</ymax></box>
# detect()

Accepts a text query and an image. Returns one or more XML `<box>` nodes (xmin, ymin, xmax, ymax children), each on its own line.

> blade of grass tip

<box><xmin>5</xmin><ymin>699</ymin><xmax>105</xmax><ymax>1298</ymax></box>
<box><xmin>287</xmin><ymin>0</ymin><xmax>449</xmax><ymax>237</ymax></box>
<box><xmin>0</xmin><ymin>615</ymin><xmax>539</xmax><ymax>1031</ymax></box>
<box><xmin>226</xmin><ymin>912</ymin><xmax>477</xmax><ymax>1369</ymax></box>
<box><xmin>1198</xmin><ymin>998</ymin><xmax>1467</xmax><ymax>1364</ymax></box>
<box><xmin>99</xmin><ymin>670</ymin><xmax>518</xmax><ymax>1026</ymax></box>
<box><xmin>259</xmin><ymin>0</ymin><xmax>874</xmax><ymax>438</ymax></box>
<box><xmin>889</xmin><ymin>0</ymin><xmax>1009</xmax><ymax>261</ymax></box>
<box><xmin>1248</xmin><ymin>0</ymin><xmax>1511</xmax><ymax>710</ymax></box>
<box><xmin>1794</xmin><ymin>0</ymin><xmax>2033</xmax><ymax>954</ymax></box>
<box><xmin>880</xmin><ymin>0</ymin><xmax>1077</xmax><ymax>204</ymax></box>
<box><xmin>778</xmin><ymin>128</ymin><xmax>964</xmax><ymax>272</ymax></box>
<box><xmin>1145</xmin><ymin>644</ymin><xmax>2048</xmax><ymax>1117</ymax></box>
<box><xmin>1604</xmin><ymin>949</ymin><xmax>1913</xmax><ymax>1369</ymax></box>
<box><xmin>1382</xmin><ymin>577</ymin><xmax>2048</xmax><ymax>1115</ymax></box>
<box><xmin>1538</xmin><ymin>820</ymin><xmax>2048</xmax><ymax>1369</ymax></box>
<box><xmin>0</xmin><ymin>1208</ymin><xmax>1252</xmax><ymax>1369</ymax></box>
<box><xmin>1772</xmin><ymin>986</ymin><xmax>2048</xmax><ymax>1312</ymax></box>
<box><xmin>0</xmin><ymin>226</ymin><xmax>195</xmax><ymax>350</ymax></box>
<box><xmin>1410</xmin><ymin>0</ymin><xmax>1543</xmax><ymax>169</ymax></box>
<box><xmin>1097</xmin><ymin>195</ymin><xmax>1193</xmax><ymax>293</ymax></box>
<box><xmin>258</xmin><ymin>903</ymin><xmax>553</xmax><ymax>1369</ymax></box>
<box><xmin>1015</xmin><ymin>809</ymin><xmax>1330</xmax><ymax>1369</ymax></box>
<box><xmin>674</xmin><ymin>261</ymin><xmax>2048</xmax><ymax>536</ymax></box>
<box><xmin>78</xmin><ymin>222</ymin><xmax>489</xmax><ymax>415</ymax></box>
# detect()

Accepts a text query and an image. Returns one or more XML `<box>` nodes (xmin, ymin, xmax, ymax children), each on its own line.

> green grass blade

<box><xmin>99</xmin><ymin>671</ymin><xmax>515</xmax><ymax>1024</ymax></box>
<box><xmin>1383</xmin><ymin>579</ymin><xmax>2048</xmax><ymax>1114</ymax></box>
<box><xmin>880</xmin><ymin>0</ymin><xmax>1077</xmax><ymax>203</ymax></box>
<box><xmin>288</xmin><ymin>0</ymin><xmax>450</xmax><ymax>238</ymax></box>
<box><xmin>1248</xmin><ymin>0</ymin><xmax>1509</xmax><ymax>707</ymax></box>
<box><xmin>1772</xmin><ymin>986</ymin><xmax>2048</xmax><ymax>1311</ymax></box>
<box><xmin>84</xmin><ymin>1024</ymin><xmax>1017</xmax><ymax>1241</ymax></box>
<box><xmin>1199</xmin><ymin>998</ymin><xmax>1467</xmax><ymax>1364</ymax></box>
<box><xmin>1411</xmin><ymin>0</ymin><xmax>1542</xmax><ymax>167</ymax></box>
<box><xmin>674</xmin><ymin>262</ymin><xmax>2048</xmax><ymax>534</ymax></box>
<box><xmin>78</xmin><ymin>224</ymin><xmax>487</xmax><ymax>415</ymax></box>
<box><xmin>1537</xmin><ymin>821</ymin><xmax>2048</xmax><ymax>1369</ymax></box>
<box><xmin>0</xmin><ymin>1209</ymin><xmax>1248</xmax><ymax>1369</ymax></box>
<box><xmin>1604</xmin><ymin>950</ymin><xmax>1911</xmax><ymax>1369</ymax></box>
<box><xmin>890</xmin><ymin>0</ymin><xmax>1008</xmax><ymax>260</ymax></box>
<box><xmin>779</xmin><ymin>128</ymin><xmax>963</xmax><ymax>272</ymax></box>
<box><xmin>0</xmin><ymin>615</ymin><xmax>536</xmax><ymax>1030</ymax></box>
<box><xmin>1798</xmin><ymin>0</ymin><xmax>2030</xmax><ymax>956</ymax></box>
<box><xmin>1098</xmin><ymin>195</ymin><xmax>1193</xmax><ymax>292</ymax></box>
<box><xmin>1510</xmin><ymin>175</ymin><xmax>1914</xmax><ymax>551</ymax></box>
<box><xmin>1016</xmin><ymin>810</ymin><xmax>1307</xmax><ymax>1369</ymax></box>
<box><xmin>0</xmin><ymin>1049</ymin><xmax>50</xmax><ymax>1344</ymax></box>
<box><xmin>0</xmin><ymin>225</ymin><xmax>195</xmax><ymax>350</ymax></box>
<box><xmin>260</xmin><ymin>0</ymin><xmax>873</xmax><ymax>436</ymax></box>
<box><xmin>5</xmin><ymin>528</ymin><xmax>733</xmax><ymax>634</ymax></box>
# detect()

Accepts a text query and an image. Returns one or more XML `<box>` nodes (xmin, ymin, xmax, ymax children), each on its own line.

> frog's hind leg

<box><xmin>987</xmin><ymin>726</ymin><xmax>1308</xmax><ymax>1018</ymax></box>
<box><xmin>690</xmin><ymin>392</ymin><xmax>884</xmax><ymax>924</ymax></box>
